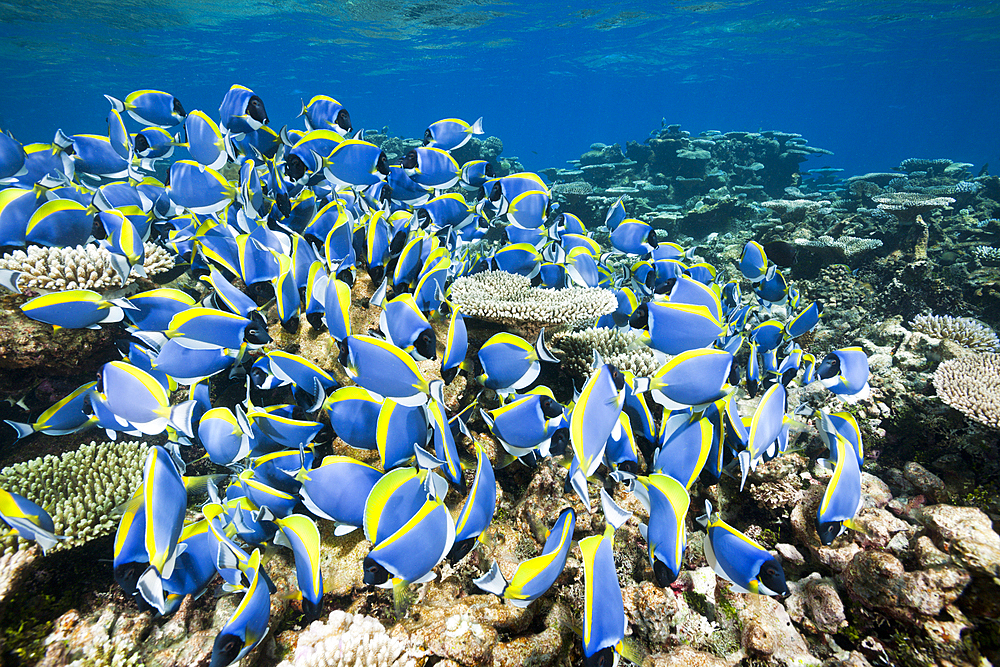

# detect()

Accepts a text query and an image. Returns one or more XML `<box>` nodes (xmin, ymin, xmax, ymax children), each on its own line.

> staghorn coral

<box><xmin>973</xmin><ymin>245</ymin><xmax>1000</xmax><ymax>261</ymax></box>
<box><xmin>449</xmin><ymin>270</ymin><xmax>616</xmax><ymax>337</ymax></box>
<box><xmin>910</xmin><ymin>314</ymin><xmax>1000</xmax><ymax>353</ymax></box>
<box><xmin>554</xmin><ymin>327</ymin><xmax>659</xmax><ymax>380</ymax></box>
<box><xmin>797</xmin><ymin>235</ymin><xmax>883</xmax><ymax>257</ymax></box>
<box><xmin>278</xmin><ymin>610</ymin><xmax>416</xmax><ymax>667</ymax></box>
<box><xmin>871</xmin><ymin>192</ymin><xmax>955</xmax><ymax>221</ymax></box>
<box><xmin>0</xmin><ymin>440</ymin><xmax>149</xmax><ymax>553</ymax></box>
<box><xmin>933</xmin><ymin>353</ymin><xmax>1000</xmax><ymax>430</ymax></box>
<box><xmin>0</xmin><ymin>243</ymin><xmax>174</xmax><ymax>293</ymax></box>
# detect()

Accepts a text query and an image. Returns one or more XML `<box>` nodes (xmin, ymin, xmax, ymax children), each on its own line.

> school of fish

<box><xmin>0</xmin><ymin>84</ymin><xmax>871</xmax><ymax>667</ymax></box>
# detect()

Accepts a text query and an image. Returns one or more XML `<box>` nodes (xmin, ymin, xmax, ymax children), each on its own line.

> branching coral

<box><xmin>0</xmin><ymin>243</ymin><xmax>174</xmax><ymax>293</ymax></box>
<box><xmin>278</xmin><ymin>610</ymin><xmax>416</xmax><ymax>667</ymax></box>
<box><xmin>449</xmin><ymin>270</ymin><xmax>617</xmax><ymax>337</ymax></box>
<box><xmin>0</xmin><ymin>440</ymin><xmax>149</xmax><ymax>553</ymax></box>
<box><xmin>933</xmin><ymin>354</ymin><xmax>1000</xmax><ymax>430</ymax></box>
<box><xmin>911</xmin><ymin>314</ymin><xmax>1000</xmax><ymax>353</ymax></box>
<box><xmin>554</xmin><ymin>327</ymin><xmax>659</xmax><ymax>380</ymax></box>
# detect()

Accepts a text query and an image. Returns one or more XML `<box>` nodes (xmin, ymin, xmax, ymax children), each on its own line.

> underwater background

<box><xmin>1</xmin><ymin>0</ymin><xmax>998</xmax><ymax>178</ymax></box>
<box><xmin>0</xmin><ymin>2</ymin><xmax>999</xmax><ymax>667</ymax></box>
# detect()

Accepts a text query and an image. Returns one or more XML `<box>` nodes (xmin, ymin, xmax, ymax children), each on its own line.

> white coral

<box><xmin>0</xmin><ymin>243</ymin><xmax>174</xmax><ymax>293</ymax></box>
<box><xmin>911</xmin><ymin>314</ymin><xmax>1000</xmax><ymax>353</ymax></box>
<box><xmin>279</xmin><ymin>611</ymin><xmax>415</xmax><ymax>667</ymax></box>
<box><xmin>449</xmin><ymin>270</ymin><xmax>617</xmax><ymax>335</ymax></box>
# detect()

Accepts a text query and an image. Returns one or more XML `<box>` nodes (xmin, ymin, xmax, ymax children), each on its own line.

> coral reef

<box><xmin>0</xmin><ymin>440</ymin><xmax>148</xmax><ymax>553</ymax></box>
<box><xmin>933</xmin><ymin>354</ymin><xmax>1000</xmax><ymax>429</ymax></box>
<box><xmin>910</xmin><ymin>314</ymin><xmax>1000</xmax><ymax>352</ymax></box>
<box><xmin>0</xmin><ymin>243</ymin><xmax>174</xmax><ymax>293</ymax></box>
<box><xmin>553</xmin><ymin>326</ymin><xmax>659</xmax><ymax>380</ymax></box>
<box><xmin>449</xmin><ymin>270</ymin><xmax>616</xmax><ymax>337</ymax></box>
<box><xmin>278</xmin><ymin>611</ymin><xmax>416</xmax><ymax>667</ymax></box>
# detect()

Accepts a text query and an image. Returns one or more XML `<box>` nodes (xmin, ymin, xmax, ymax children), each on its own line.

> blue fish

<box><xmin>816</xmin><ymin>427</ymin><xmax>863</xmax><ymax>546</ymax></box>
<box><xmin>219</xmin><ymin>84</ymin><xmax>269</xmax><ymax>135</ymax></box>
<box><xmin>738</xmin><ymin>240</ymin><xmax>768</xmax><ymax>282</ymax></box>
<box><xmin>632</xmin><ymin>300</ymin><xmax>724</xmax><ymax>356</ymax></box>
<box><xmin>482</xmin><ymin>389</ymin><xmax>567</xmax><ymax>458</ymax></box>
<box><xmin>816</xmin><ymin>347</ymin><xmax>871</xmax><ymax>399</ymax></box>
<box><xmin>322</xmin><ymin>139</ymin><xmax>389</xmax><ymax>188</ymax></box>
<box><xmin>5</xmin><ymin>381</ymin><xmax>97</xmax><ymax>440</ymax></box>
<box><xmin>362</xmin><ymin>494</ymin><xmax>455</xmax><ymax>605</ymax></box>
<box><xmin>0</xmin><ymin>486</ymin><xmax>64</xmax><ymax>554</ymax></box>
<box><xmin>0</xmin><ymin>130</ymin><xmax>27</xmax><ymax>181</ymax></box>
<box><xmin>298</xmin><ymin>455</ymin><xmax>383</xmax><ymax>534</ymax></box>
<box><xmin>441</xmin><ymin>308</ymin><xmax>469</xmax><ymax>384</ymax></box>
<box><xmin>641</xmin><ymin>349</ymin><xmax>734</xmax><ymax>411</ymax></box>
<box><xmin>339</xmin><ymin>335</ymin><xmax>433</xmax><ymax>406</ymax></box>
<box><xmin>209</xmin><ymin>549</ymin><xmax>271</xmax><ymax>667</ymax></box>
<box><xmin>653</xmin><ymin>412</ymin><xmax>713</xmax><ymax>489</ymax></box>
<box><xmin>580</xmin><ymin>489</ymin><xmax>631</xmax><ymax>665</ymax></box>
<box><xmin>301</xmin><ymin>95</ymin><xmax>352</xmax><ymax>135</ymax></box>
<box><xmin>107</xmin><ymin>90</ymin><xmax>186</xmax><ymax>128</ymax></box>
<box><xmin>53</xmin><ymin>130</ymin><xmax>128</xmax><ymax>179</ymax></box>
<box><xmin>503</xmin><ymin>190</ymin><xmax>550</xmax><ymax>229</ymax></box>
<box><xmin>737</xmin><ymin>383</ymin><xmax>790</xmax><ymax>490</ymax></box>
<box><xmin>610</xmin><ymin>218</ymin><xmax>657</xmax><ymax>255</ymax></box>
<box><xmin>449</xmin><ymin>441</ymin><xmax>497</xmax><ymax>563</ymax></box>
<box><xmin>0</xmin><ymin>186</ymin><xmax>40</xmax><ymax>248</ymax></box>
<box><xmin>424</xmin><ymin>117</ymin><xmax>484</xmax><ymax>151</ymax></box>
<box><xmin>815</xmin><ymin>409</ymin><xmax>864</xmax><ymax>465</ymax></box>
<box><xmin>167</xmin><ymin>307</ymin><xmax>270</xmax><ymax>350</ymax></box>
<box><xmin>321</xmin><ymin>276</ymin><xmax>354</xmax><ymax>342</ymax></box>
<box><xmin>634</xmin><ymin>474</ymin><xmax>690</xmax><ymax>586</ymax></box>
<box><xmin>324</xmin><ymin>386</ymin><xmax>383</xmax><ymax>450</ymax></box>
<box><xmin>701</xmin><ymin>500</ymin><xmax>788</xmax><ymax>597</ymax></box>
<box><xmin>182</xmin><ymin>110</ymin><xmax>229</xmax><ymax>170</ymax></box>
<box><xmin>375</xmin><ymin>398</ymin><xmax>429</xmax><ymax>470</ymax></box>
<box><xmin>167</xmin><ymin>160</ymin><xmax>236</xmax><ymax>216</ymax></box>
<box><xmin>273</xmin><ymin>514</ymin><xmax>324</xmax><ymax>620</ymax></box>
<box><xmin>401</xmin><ymin>146</ymin><xmax>461</xmax><ymax>190</ymax></box>
<box><xmin>135</xmin><ymin>445</ymin><xmax>188</xmax><ymax>613</ymax></box>
<box><xmin>197</xmin><ymin>406</ymin><xmax>252</xmax><ymax>467</ymax></box>
<box><xmin>784</xmin><ymin>301</ymin><xmax>823</xmax><ymax>340</ymax></box>
<box><xmin>604</xmin><ymin>196</ymin><xmax>627</xmax><ymax>231</ymax></box>
<box><xmin>20</xmin><ymin>288</ymin><xmax>131</xmax><ymax>332</ymax></box>
<box><xmin>380</xmin><ymin>293</ymin><xmax>435</xmax><ymax>361</ymax></box>
<box><xmin>474</xmin><ymin>507</ymin><xmax>575</xmax><ymax>607</ymax></box>
<box><xmin>568</xmin><ymin>363</ymin><xmax>626</xmax><ymax>509</ymax></box>
<box><xmin>459</xmin><ymin>159</ymin><xmax>494</xmax><ymax>190</ymax></box>
<box><xmin>99</xmin><ymin>361</ymin><xmax>195</xmax><ymax>437</ymax></box>
<box><xmin>159</xmin><ymin>519</ymin><xmax>219</xmax><ymax>614</ymax></box>
<box><xmin>25</xmin><ymin>198</ymin><xmax>91</xmax><ymax>247</ymax></box>
<box><xmin>477</xmin><ymin>331</ymin><xmax>558</xmax><ymax>394</ymax></box>
<box><xmin>152</xmin><ymin>339</ymin><xmax>238</xmax><ymax>385</ymax></box>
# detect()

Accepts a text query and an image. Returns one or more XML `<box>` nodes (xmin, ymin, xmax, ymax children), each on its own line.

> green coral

<box><xmin>0</xmin><ymin>440</ymin><xmax>148</xmax><ymax>553</ymax></box>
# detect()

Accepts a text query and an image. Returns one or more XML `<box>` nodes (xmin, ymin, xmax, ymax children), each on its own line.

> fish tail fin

<box><xmin>534</xmin><ymin>328</ymin><xmax>559</xmax><ymax>363</ymax></box>
<box><xmin>392</xmin><ymin>578</ymin><xmax>414</xmax><ymax>619</ymax></box>
<box><xmin>470</xmin><ymin>117</ymin><xmax>484</xmax><ymax>135</ymax></box>
<box><xmin>104</xmin><ymin>95</ymin><xmax>125</xmax><ymax>113</ymax></box>
<box><xmin>472</xmin><ymin>561</ymin><xmax>508</xmax><ymax>597</ymax></box>
<box><xmin>4</xmin><ymin>420</ymin><xmax>35</xmax><ymax>441</ymax></box>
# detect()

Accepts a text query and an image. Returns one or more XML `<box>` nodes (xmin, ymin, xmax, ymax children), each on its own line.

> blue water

<box><xmin>1</xmin><ymin>0</ymin><xmax>997</xmax><ymax>178</ymax></box>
